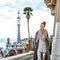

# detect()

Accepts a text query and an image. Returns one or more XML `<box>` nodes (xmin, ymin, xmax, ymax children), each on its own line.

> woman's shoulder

<box><xmin>44</xmin><ymin>29</ymin><xmax>48</xmax><ymax>33</ymax></box>
<box><xmin>35</xmin><ymin>30</ymin><xmax>39</xmax><ymax>35</ymax></box>
<box><xmin>36</xmin><ymin>30</ymin><xmax>39</xmax><ymax>33</ymax></box>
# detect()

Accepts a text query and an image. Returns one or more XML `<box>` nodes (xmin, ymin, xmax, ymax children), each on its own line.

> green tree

<box><xmin>23</xmin><ymin>7</ymin><xmax>33</xmax><ymax>39</ymax></box>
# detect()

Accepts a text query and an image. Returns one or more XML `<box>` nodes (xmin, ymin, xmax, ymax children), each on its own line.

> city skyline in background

<box><xmin>0</xmin><ymin>0</ymin><xmax>54</xmax><ymax>40</ymax></box>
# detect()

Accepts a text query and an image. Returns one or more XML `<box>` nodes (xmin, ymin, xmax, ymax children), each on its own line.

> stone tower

<box><xmin>16</xmin><ymin>11</ymin><xmax>24</xmax><ymax>53</ymax></box>
<box><xmin>17</xmin><ymin>11</ymin><xmax>21</xmax><ymax>43</ymax></box>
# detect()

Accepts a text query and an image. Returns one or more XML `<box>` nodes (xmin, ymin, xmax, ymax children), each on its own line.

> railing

<box><xmin>0</xmin><ymin>51</ymin><xmax>34</xmax><ymax>60</ymax></box>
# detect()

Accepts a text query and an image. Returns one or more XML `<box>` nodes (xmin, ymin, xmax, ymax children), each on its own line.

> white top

<box><xmin>38</xmin><ymin>39</ymin><xmax>46</xmax><ymax>52</ymax></box>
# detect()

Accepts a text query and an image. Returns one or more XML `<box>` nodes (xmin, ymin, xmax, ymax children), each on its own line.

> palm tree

<box><xmin>23</xmin><ymin>7</ymin><xmax>33</xmax><ymax>39</ymax></box>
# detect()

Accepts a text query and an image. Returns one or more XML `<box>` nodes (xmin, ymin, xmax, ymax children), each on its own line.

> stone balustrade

<box><xmin>1</xmin><ymin>51</ymin><xmax>34</xmax><ymax>60</ymax></box>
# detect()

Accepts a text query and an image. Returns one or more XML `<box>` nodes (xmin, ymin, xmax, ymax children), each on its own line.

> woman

<box><xmin>33</xmin><ymin>21</ymin><xmax>50</xmax><ymax>60</ymax></box>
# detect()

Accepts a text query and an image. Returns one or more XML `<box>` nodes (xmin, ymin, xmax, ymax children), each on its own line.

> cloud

<box><xmin>0</xmin><ymin>0</ymin><xmax>54</xmax><ymax>39</ymax></box>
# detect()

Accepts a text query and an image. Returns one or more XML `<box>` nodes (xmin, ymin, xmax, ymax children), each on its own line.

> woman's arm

<box><xmin>34</xmin><ymin>31</ymin><xmax>39</xmax><ymax>48</ymax></box>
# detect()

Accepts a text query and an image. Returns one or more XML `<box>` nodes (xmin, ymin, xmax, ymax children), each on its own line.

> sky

<box><xmin>0</xmin><ymin>0</ymin><xmax>54</xmax><ymax>40</ymax></box>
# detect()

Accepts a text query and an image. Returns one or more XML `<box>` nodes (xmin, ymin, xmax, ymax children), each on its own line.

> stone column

<box><xmin>52</xmin><ymin>0</ymin><xmax>60</xmax><ymax>60</ymax></box>
<box><xmin>53</xmin><ymin>0</ymin><xmax>60</xmax><ymax>35</ymax></box>
<box><xmin>55</xmin><ymin>0</ymin><xmax>60</xmax><ymax>22</ymax></box>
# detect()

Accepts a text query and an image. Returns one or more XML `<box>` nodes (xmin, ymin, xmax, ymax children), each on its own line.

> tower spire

<box><xmin>17</xmin><ymin>11</ymin><xmax>21</xmax><ymax>43</ymax></box>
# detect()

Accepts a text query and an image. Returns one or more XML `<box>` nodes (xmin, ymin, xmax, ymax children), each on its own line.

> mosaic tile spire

<box><xmin>17</xmin><ymin>11</ymin><xmax>21</xmax><ymax>43</ymax></box>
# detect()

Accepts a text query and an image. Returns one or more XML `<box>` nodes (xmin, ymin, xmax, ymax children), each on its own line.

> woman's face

<box><xmin>40</xmin><ymin>24</ymin><xmax>45</xmax><ymax>31</ymax></box>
